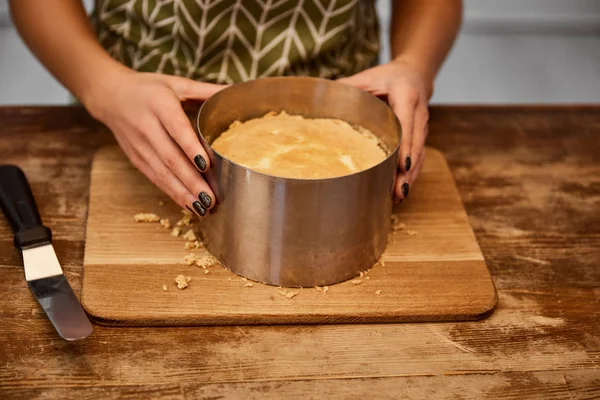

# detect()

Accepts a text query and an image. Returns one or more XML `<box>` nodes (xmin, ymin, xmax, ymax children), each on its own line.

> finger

<box><xmin>390</xmin><ymin>87</ymin><xmax>419</xmax><ymax>174</ymax></box>
<box><xmin>394</xmin><ymin>146</ymin><xmax>427</xmax><ymax>200</ymax></box>
<box><xmin>142</xmin><ymin>120</ymin><xmax>216</xmax><ymax>212</ymax></box>
<box><xmin>159</xmin><ymin>74</ymin><xmax>226</xmax><ymax>101</ymax></box>
<box><xmin>410</xmin><ymin>103</ymin><xmax>429</xmax><ymax>173</ymax></box>
<box><xmin>337</xmin><ymin>72</ymin><xmax>373</xmax><ymax>91</ymax></box>
<box><xmin>408</xmin><ymin>149</ymin><xmax>426</xmax><ymax>185</ymax></box>
<box><xmin>118</xmin><ymin>134</ymin><xmax>200</xmax><ymax>213</ymax></box>
<box><xmin>154</xmin><ymin>98</ymin><xmax>211</xmax><ymax>173</ymax></box>
<box><xmin>394</xmin><ymin>171</ymin><xmax>410</xmax><ymax>201</ymax></box>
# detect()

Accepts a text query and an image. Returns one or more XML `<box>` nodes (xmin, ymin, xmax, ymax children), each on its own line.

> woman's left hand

<box><xmin>338</xmin><ymin>59</ymin><xmax>431</xmax><ymax>201</ymax></box>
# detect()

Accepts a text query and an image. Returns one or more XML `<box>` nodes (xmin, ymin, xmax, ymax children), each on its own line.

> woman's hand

<box><xmin>86</xmin><ymin>70</ymin><xmax>227</xmax><ymax>216</ymax></box>
<box><xmin>338</xmin><ymin>59</ymin><xmax>431</xmax><ymax>201</ymax></box>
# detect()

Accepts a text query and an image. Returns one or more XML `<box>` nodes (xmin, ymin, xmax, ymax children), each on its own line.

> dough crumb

<box><xmin>351</xmin><ymin>279</ymin><xmax>363</xmax><ymax>285</ymax></box>
<box><xmin>359</xmin><ymin>272</ymin><xmax>364</xmax><ymax>278</ymax></box>
<box><xmin>195</xmin><ymin>255</ymin><xmax>216</xmax><ymax>269</ymax></box>
<box><xmin>375</xmin><ymin>290</ymin><xmax>382</xmax><ymax>295</ymax></box>
<box><xmin>323</xmin><ymin>286</ymin><xmax>330</xmax><ymax>295</ymax></box>
<box><xmin>158</xmin><ymin>201</ymin><xmax>165</xmax><ymax>206</ymax></box>
<box><xmin>184</xmin><ymin>230</ymin><xmax>197</xmax><ymax>242</ymax></box>
<box><xmin>277</xmin><ymin>288</ymin><xmax>298</xmax><ymax>299</ymax></box>
<box><xmin>204</xmin><ymin>269</ymin><xmax>210</xmax><ymax>275</ymax></box>
<box><xmin>244</xmin><ymin>282</ymin><xmax>255</xmax><ymax>288</ymax></box>
<box><xmin>162</xmin><ymin>284</ymin><xmax>168</xmax><ymax>292</ymax></box>
<box><xmin>380</xmin><ymin>259</ymin><xmax>386</xmax><ymax>267</ymax></box>
<box><xmin>390</xmin><ymin>214</ymin><xmax>406</xmax><ymax>231</ymax></box>
<box><xmin>184</xmin><ymin>253</ymin><xmax>198</xmax><ymax>265</ymax></box>
<box><xmin>175</xmin><ymin>275</ymin><xmax>190</xmax><ymax>289</ymax></box>
<box><xmin>184</xmin><ymin>240</ymin><xmax>202</xmax><ymax>250</ymax></box>
<box><xmin>133</xmin><ymin>213</ymin><xmax>161</xmax><ymax>222</ymax></box>
<box><xmin>314</xmin><ymin>286</ymin><xmax>323</xmax><ymax>292</ymax></box>
<box><xmin>392</xmin><ymin>223</ymin><xmax>406</xmax><ymax>231</ymax></box>
<box><xmin>406</xmin><ymin>230</ymin><xmax>419</xmax><ymax>237</ymax></box>
<box><xmin>241</xmin><ymin>277</ymin><xmax>248</xmax><ymax>282</ymax></box>
<box><xmin>176</xmin><ymin>210</ymin><xmax>193</xmax><ymax>227</ymax></box>
<box><xmin>159</xmin><ymin>218</ymin><xmax>171</xmax><ymax>229</ymax></box>
<box><xmin>366</xmin><ymin>276</ymin><xmax>370</xmax><ymax>280</ymax></box>
<box><xmin>171</xmin><ymin>227</ymin><xmax>181</xmax><ymax>237</ymax></box>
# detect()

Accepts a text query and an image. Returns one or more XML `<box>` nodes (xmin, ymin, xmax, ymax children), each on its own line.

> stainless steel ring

<box><xmin>196</xmin><ymin>76</ymin><xmax>401</xmax><ymax>287</ymax></box>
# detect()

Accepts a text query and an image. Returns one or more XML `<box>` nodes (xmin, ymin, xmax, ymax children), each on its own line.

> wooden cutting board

<box><xmin>81</xmin><ymin>146</ymin><xmax>496</xmax><ymax>326</ymax></box>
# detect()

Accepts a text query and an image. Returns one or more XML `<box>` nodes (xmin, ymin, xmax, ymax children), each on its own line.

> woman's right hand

<box><xmin>85</xmin><ymin>70</ymin><xmax>227</xmax><ymax>217</ymax></box>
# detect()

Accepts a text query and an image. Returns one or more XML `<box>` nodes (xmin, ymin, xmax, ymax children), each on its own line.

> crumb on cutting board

<box><xmin>158</xmin><ymin>201</ymin><xmax>165</xmax><ymax>206</ymax></box>
<box><xmin>277</xmin><ymin>288</ymin><xmax>299</xmax><ymax>299</ymax></box>
<box><xmin>406</xmin><ymin>230</ymin><xmax>418</xmax><ymax>237</ymax></box>
<box><xmin>314</xmin><ymin>286</ymin><xmax>330</xmax><ymax>295</ymax></box>
<box><xmin>196</xmin><ymin>255</ymin><xmax>216</xmax><ymax>269</ymax></box>
<box><xmin>175</xmin><ymin>275</ymin><xmax>191</xmax><ymax>289</ymax></box>
<box><xmin>171</xmin><ymin>227</ymin><xmax>181</xmax><ymax>237</ymax></box>
<box><xmin>184</xmin><ymin>253</ymin><xmax>198</xmax><ymax>265</ymax></box>
<box><xmin>244</xmin><ymin>282</ymin><xmax>255</xmax><ymax>288</ymax></box>
<box><xmin>351</xmin><ymin>279</ymin><xmax>363</xmax><ymax>285</ymax></box>
<box><xmin>184</xmin><ymin>240</ymin><xmax>202</xmax><ymax>250</ymax></box>
<box><xmin>162</xmin><ymin>284</ymin><xmax>168</xmax><ymax>292</ymax></box>
<box><xmin>159</xmin><ymin>218</ymin><xmax>171</xmax><ymax>229</ymax></box>
<box><xmin>184</xmin><ymin>230</ymin><xmax>197</xmax><ymax>242</ymax></box>
<box><xmin>133</xmin><ymin>213</ymin><xmax>161</xmax><ymax>222</ymax></box>
<box><xmin>176</xmin><ymin>210</ymin><xmax>193</xmax><ymax>227</ymax></box>
<box><xmin>375</xmin><ymin>290</ymin><xmax>382</xmax><ymax>295</ymax></box>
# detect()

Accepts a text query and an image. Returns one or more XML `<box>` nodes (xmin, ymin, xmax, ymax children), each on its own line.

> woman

<box><xmin>10</xmin><ymin>0</ymin><xmax>462</xmax><ymax>217</ymax></box>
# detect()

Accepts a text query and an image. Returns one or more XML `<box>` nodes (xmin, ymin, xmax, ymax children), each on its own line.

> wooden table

<box><xmin>1</xmin><ymin>106</ymin><xmax>598</xmax><ymax>399</ymax></box>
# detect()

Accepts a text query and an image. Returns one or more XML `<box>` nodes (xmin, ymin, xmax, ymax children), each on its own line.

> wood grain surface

<box><xmin>81</xmin><ymin>146</ymin><xmax>495</xmax><ymax>325</ymax></box>
<box><xmin>1</xmin><ymin>106</ymin><xmax>599</xmax><ymax>399</ymax></box>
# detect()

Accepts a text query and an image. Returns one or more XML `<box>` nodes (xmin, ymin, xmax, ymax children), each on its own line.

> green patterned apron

<box><xmin>94</xmin><ymin>0</ymin><xmax>379</xmax><ymax>84</ymax></box>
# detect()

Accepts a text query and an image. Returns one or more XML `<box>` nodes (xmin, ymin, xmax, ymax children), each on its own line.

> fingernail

<box><xmin>405</xmin><ymin>155</ymin><xmax>412</xmax><ymax>172</ymax></box>
<box><xmin>198</xmin><ymin>192</ymin><xmax>212</xmax><ymax>208</ymax></box>
<box><xmin>401</xmin><ymin>182</ymin><xmax>410</xmax><ymax>198</ymax></box>
<box><xmin>192</xmin><ymin>201</ymin><xmax>207</xmax><ymax>217</ymax></box>
<box><xmin>194</xmin><ymin>155</ymin><xmax>207</xmax><ymax>172</ymax></box>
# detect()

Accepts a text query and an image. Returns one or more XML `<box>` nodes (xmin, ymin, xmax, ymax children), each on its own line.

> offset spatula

<box><xmin>0</xmin><ymin>165</ymin><xmax>92</xmax><ymax>341</ymax></box>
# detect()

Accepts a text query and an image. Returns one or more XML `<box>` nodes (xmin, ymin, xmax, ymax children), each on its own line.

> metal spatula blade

<box><xmin>23</xmin><ymin>244</ymin><xmax>93</xmax><ymax>341</ymax></box>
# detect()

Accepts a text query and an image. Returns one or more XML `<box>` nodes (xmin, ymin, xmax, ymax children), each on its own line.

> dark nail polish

<box><xmin>405</xmin><ymin>155</ymin><xmax>412</xmax><ymax>172</ymax></box>
<box><xmin>198</xmin><ymin>192</ymin><xmax>212</xmax><ymax>208</ymax></box>
<box><xmin>192</xmin><ymin>201</ymin><xmax>207</xmax><ymax>217</ymax></box>
<box><xmin>194</xmin><ymin>155</ymin><xmax>207</xmax><ymax>172</ymax></box>
<box><xmin>401</xmin><ymin>182</ymin><xmax>410</xmax><ymax>198</ymax></box>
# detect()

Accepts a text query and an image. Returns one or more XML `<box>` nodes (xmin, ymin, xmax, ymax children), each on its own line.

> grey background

<box><xmin>1</xmin><ymin>0</ymin><xmax>599</xmax><ymax>105</ymax></box>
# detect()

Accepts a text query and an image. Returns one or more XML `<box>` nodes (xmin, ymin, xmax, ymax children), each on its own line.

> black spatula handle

<box><xmin>0</xmin><ymin>165</ymin><xmax>52</xmax><ymax>249</ymax></box>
